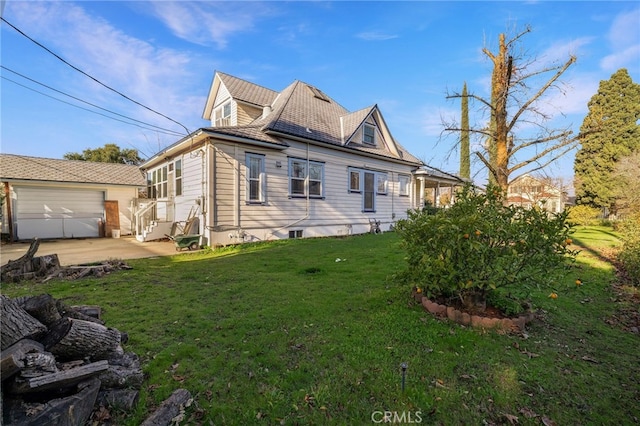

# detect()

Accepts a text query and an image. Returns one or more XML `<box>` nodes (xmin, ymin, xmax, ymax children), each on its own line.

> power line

<box><xmin>2</xmin><ymin>65</ymin><xmax>184</xmax><ymax>137</ymax></box>
<box><xmin>2</xmin><ymin>75</ymin><xmax>185</xmax><ymax>137</ymax></box>
<box><xmin>1</xmin><ymin>16</ymin><xmax>192</xmax><ymax>137</ymax></box>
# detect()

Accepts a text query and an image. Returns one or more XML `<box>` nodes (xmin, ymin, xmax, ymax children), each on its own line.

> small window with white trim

<box><xmin>349</xmin><ymin>169</ymin><xmax>361</xmax><ymax>192</ymax></box>
<box><xmin>246</xmin><ymin>153</ymin><xmax>266</xmax><ymax>203</ymax></box>
<box><xmin>376</xmin><ymin>173</ymin><xmax>388</xmax><ymax>195</ymax></box>
<box><xmin>399</xmin><ymin>175</ymin><xmax>410</xmax><ymax>197</ymax></box>
<box><xmin>288</xmin><ymin>158</ymin><xmax>324</xmax><ymax>198</ymax></box>
<box><xmin>363</xmin><ymin>124</ymin><xmax>375</xmax><ymax>145</ymax></box>
<box><xmin>214</xmin><ymin>101</ymin><xmax>232</xmax><ymax>127</ymax></box>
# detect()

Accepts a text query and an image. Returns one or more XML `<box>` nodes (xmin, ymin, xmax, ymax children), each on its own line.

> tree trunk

<box><xmin>43</xmin><ymin>317</ymin><xmax>121</xmax><ymax>361</ymax></box>
<box><xmin>0</xmin><ymin>295</ymin><xmax>47</xmax><ymax>350</ymax></box>
<box><xmin>7</xmin><ymin>360</ymin><xmax>108</xmax><ymax>394</ymax></box>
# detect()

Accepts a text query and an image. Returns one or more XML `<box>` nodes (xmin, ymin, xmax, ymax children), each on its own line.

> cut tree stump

<box><xmin>0</xmin><ymin>339</ymin><xmax>44</xmax><ymax>380</ymax></box>
<box><xmin>42</xmin><ymin>317</ymin><xmax>121</xmax><ymax>361</ymax></box>
<box><xmin>7</xmin><ymin>360</ymin><xmax>108</xmax><ymax>394</ymax></box>
<box><xmin>0</xmin><ymin>295</ymin><xmax>47</xmax><ymax>350</ymax></box>
<box><xmin>0</xmin><ymin>238</ymin><xmax>40</xmax><ymax>282</ymax></box>
<box><xmin>140</xmin><ymin>388</ymin><xmax>192</xmax><ymax>426</ymax></box>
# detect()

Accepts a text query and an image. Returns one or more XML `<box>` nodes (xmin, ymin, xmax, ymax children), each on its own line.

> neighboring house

<box><xmin>0</xmin><ymin>154</ymin><xmax>146</xmax><ymax>240</ymax></box>
<box><xmin>139</xmin><ymin>71</ymin><xmax>431</xmax><ymax>246</ymax></box>
<box><xmin>507</xmin><ymin>173</ymin><xmax>568</xmax><ymax>213</ymax></box>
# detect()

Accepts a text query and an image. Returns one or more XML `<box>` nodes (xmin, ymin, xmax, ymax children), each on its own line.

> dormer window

<box><xmin>363</xmin><ymin>124</ymin><xmax>375</xmax><ymax>145</ymax></box>
<box><xmin>214</xmin><ymin>101</ymin><xmax>232</xmax><ymax>127</ymax></box>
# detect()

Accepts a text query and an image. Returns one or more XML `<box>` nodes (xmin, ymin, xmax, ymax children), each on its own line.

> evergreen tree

<box><xmin>574</xmin><ymin>69</ymin><xmax>640</xmax><ymax>213</ymax></box>
<box><xmin>460</xmin><ymin>82</ymin><xmax>471</xmax><ymax>179</ymax></box>
<box><xmin>64</xmin><ymin>143</ymin><xmax>143</xmax><ymax>165</ymax></box>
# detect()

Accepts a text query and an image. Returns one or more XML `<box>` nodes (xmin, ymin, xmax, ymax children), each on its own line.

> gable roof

<box><xmin>199</xmin><ymin>72</ymin><xmax>422</xmax><ymax>166</ymax></box>
<box><xmin>0</xmin><ymin>154</ymin><xmax>146</xmax><ymax>187</ymax></box>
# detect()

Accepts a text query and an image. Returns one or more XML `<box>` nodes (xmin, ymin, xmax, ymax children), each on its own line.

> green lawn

<box><xmin>2</xmin><ymin>231</ymin><xmax>638</xmax><ymax>425</ymax></box>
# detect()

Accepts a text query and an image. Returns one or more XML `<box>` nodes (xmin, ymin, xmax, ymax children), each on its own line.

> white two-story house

<box><xmin>138</xmin><ymin>71</ymin><xmax>428</xmax><ymax>246</ymax></box>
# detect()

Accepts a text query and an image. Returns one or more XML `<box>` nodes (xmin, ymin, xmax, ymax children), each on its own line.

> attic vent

<box><xmin>307</xmin><ymin>85</ymin><xmax>330</xmax><ymax>102</ymax></box>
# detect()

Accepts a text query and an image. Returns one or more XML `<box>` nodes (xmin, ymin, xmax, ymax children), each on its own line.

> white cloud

<box><xmin>601</xmin><ymin>8</ymin><xmax>640</xmax><ymax>72</ymax></box>
<box><xmin>538</xmin><ymin>37</ymin><xmax>594</xmax><ymax>65</ymax></box>
<box><xmin>356</xmin><ymin>31</ymin><xmax>399</xmax><ymax>41</ymax></box>
<box><xmin>149</xmin><ymin>1</ymin><xmax>273</xmax><ymax>48</ymax></box>
<box><xmin>5</xmin><ymin>1</ymin><xmax>205</xmax><ymax>149</ymax></box>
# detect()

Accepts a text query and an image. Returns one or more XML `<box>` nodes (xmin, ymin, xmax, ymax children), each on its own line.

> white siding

<box><xmin>206</xmin><ymin>139</ymin><xmax>416</xmax><ymax>246</ymax></box>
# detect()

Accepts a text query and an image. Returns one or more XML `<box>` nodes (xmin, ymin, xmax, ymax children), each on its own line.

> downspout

<box><xmin>3</xmin><ymin>182</ymin><xmax>14</xmax><ymax>242</ymax></box>
<box><xmin>234</xmin><ymin>143</ymin><xmax>239</xmax><ymax>229</ymax></box>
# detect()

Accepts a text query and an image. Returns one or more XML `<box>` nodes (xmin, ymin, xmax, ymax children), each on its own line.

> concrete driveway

<box><xmin>0</xmin><ymin>236</ymin><xmax>184</xmax><ymax>267</ymax></box>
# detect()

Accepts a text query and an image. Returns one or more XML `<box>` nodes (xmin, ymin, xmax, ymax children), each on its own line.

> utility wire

<box><xmin>2</xmin><ymin>65</ymin><xmax>184</xmax><ymax>136</ymax></box>
<box><xmin>2</xmin><ymin>75</ymin><xmax>185</xmax><ymax>137</ymax></box>
<box><xmin>1</xmin><ymin>16</ymin><xmax>192</xmax><ymax>137</ymax></box>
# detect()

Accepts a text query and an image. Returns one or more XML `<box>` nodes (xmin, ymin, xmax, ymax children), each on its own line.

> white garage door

<box><xmin>14</xmin><ymin>187</ymin><xmax>104</xmax><ymax>239</ymax></box>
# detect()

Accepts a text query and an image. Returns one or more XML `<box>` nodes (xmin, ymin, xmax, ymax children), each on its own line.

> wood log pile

<box><xmin>0</xmin><ymin>239</ymin><xmax>133</xmax><ymax>283</ymax></box>
<box><xmin>1</xmin><ymin>294</ymin><xmax>144</xmax><ymax>425</ymax></box>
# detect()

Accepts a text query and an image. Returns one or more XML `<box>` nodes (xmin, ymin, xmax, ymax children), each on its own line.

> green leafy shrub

<box><xmin>617</xmin><ymin>213</ymin><xmax>640</xmax><ymax>286</ymax></box>
<box><xmin>567</xmin><ymin>205</ymin><xmax>601</xmax><ymax>226</ymax></box>
<box><xmin>396</xmin><ymin>185</ymin><xmax>577</xmax><ymax>312</ymax></box>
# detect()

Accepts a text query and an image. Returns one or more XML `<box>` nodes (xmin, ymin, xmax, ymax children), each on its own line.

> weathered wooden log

<box><xmin>140</xmin><ymin>388</ymin><xmax>192</xmax><ymax>426</ymax></box>
<box><xmin>21</xmin><ymin>294</ymin><xmax>62</xmax><ymax>327</ymax></box>
<box><xmin>97</xmin><ymin>388</ymin><xmax>140</xmax><ymax>411</ymax></box>
<box><xmin>0</xmin><ymin>239</ymin><xmax>40</xmax><ymax>282</ymax></box>
<box><xmin>7</xmin><ymin>360</ymin><xmax>108</xmax><ymax>394</ymax></box>
<box><xmin>0</xmin><ymin>339</ymin><xmax>44</xmax><ymax>380</ymax></box>
<box><xmin>98</xmin><ymin>363</ymin><xmax>144</xmax><ymax>389</ymax></box>
<box><xmin>42</xmin><ymin>317</ymin><xmax>120</xmax><ymax>361</ymax></box>
<box><xmin>69</xmin><ymin>305</ymin><xmax>102</xmax><ymax>321</ymax></box>
<box><xmin>20</xmin><ymin>351</ymin><xmax>58</xmax><ymax>378</ymax></box>
<box><xmin>56</xmin><ymin>300</ymin><xmax>105</xmax><ymax>325</ymax></box>
<box><xmin>0</xmin><ymin>295</ymin><xmax>47</xmax><ymax>350</ymax></box>
<box><xmin>3</xmin><ymin>377</ymin><xmax>101</xmax><ymax>426</ymax></box>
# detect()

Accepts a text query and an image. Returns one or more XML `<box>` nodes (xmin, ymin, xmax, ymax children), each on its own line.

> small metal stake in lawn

<box><xmin>401</xmin><ymin>362</ymin><xmax>407</xmax><ymax>392</ymax></box>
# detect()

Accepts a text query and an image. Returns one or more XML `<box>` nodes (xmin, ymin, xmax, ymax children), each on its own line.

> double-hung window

<box><xmin>398</xmin><ymin>175</ymin><xmax>410</xmax><ymax>197</ymax></box>
<box><xmin>246</xmin><ymin>153</ymin><xmax>266</xmax><ymax>203</ymax></box>
<box><xmin>289</xmin><ymin>158</ymin><xmax>324</xmax><ymax>198</ymax></box>
<box><xmin>363</xmin><ymin>124</ymin><xmax>375</xmax><ymax>145</ymax></box>
<box><xmin>214</xmin><ymin>101</ymin><xmax>232</xmax><ymax>127</ymax></box>
<box><xmin>174</xmin><ymin>159</ymin><xmax>183</xmax><ymax>196</ymax></box>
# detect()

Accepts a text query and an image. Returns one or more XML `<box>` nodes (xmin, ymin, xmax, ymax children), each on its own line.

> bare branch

<box><xmin>508</xmin><ymin>55</ymin><xmax>576</xmax><ymax>132</ymax></box>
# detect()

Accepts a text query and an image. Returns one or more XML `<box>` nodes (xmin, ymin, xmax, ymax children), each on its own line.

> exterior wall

<box><xmin>206</xmin><ymin>138</ymin><xmax>416</xmax><ymax>247</ymax></box>
<box><xmin>237</xmin><ymin>104</ymin><xmax>262</xmax><ymax>126</ymax></box>
<box><xmin>104</xmin><ymin>186</ymin><xmax>140</xmax><ymax>235</ymax></box>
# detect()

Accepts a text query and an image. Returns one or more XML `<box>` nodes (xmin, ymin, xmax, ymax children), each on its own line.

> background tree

<box><xmin>459</xmin><ymin>82</ymin><xmax>471</xmax><ymax>179</ymax></box>
<box><xmin>446</xmin><ymin>27</ymin><xmax>582</xmax><ymax>191</ymax></box>
<box><xmin>574</xmin><ymin>69</ymin><xmax>640</xmax><ymax>214</ymax></box>
<box><xmin>611</xmin><ymin>151</ymin><xmax>640</xmax><ymax>216</ymax></box>
<box><xmin>64</xmin><ymin>143</ymin><xmax>143</xmax><ymax>165</ymax></box>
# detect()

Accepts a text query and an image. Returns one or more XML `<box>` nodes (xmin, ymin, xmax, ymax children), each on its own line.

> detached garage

<box><xmin>1</xmin><ymin>154</ymin><xmax>146</xmax><ymax>241</ymax></box>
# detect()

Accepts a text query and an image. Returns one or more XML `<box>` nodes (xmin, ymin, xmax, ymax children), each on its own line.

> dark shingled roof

<box><xmin>0</xmin><ymin>154</ymin><xmax>146</xmax><ymax>186</ymax></box>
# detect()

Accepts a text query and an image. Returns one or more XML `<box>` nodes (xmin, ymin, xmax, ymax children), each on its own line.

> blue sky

<box><xmin>1</xmin><ymin>1</ymin><xmax>639</xmax><ymax>186</ymax></box>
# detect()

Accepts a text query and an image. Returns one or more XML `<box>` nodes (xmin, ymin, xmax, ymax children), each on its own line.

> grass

<box><xmin>2</xmin><ymin>230</ymin><xmax>638</xmax><ymax>425</ymax></box>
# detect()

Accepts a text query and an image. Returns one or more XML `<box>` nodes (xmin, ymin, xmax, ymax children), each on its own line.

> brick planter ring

<box><xmin>414</xmin><ymin>291</ymin><xmax>533</xmax><ymax>333</ymax></box>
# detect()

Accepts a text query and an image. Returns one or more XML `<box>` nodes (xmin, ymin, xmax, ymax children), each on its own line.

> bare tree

<box><xmin>446</xmin><ymin>27</ymin><xmax>583</xmax><ymax>190</ymax></box>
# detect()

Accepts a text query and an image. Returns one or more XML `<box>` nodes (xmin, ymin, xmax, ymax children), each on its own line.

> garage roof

<box><xmin>0</xmin><ymin>154</ymin><xmax>146</xmax><ymax>187</ymax></box>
